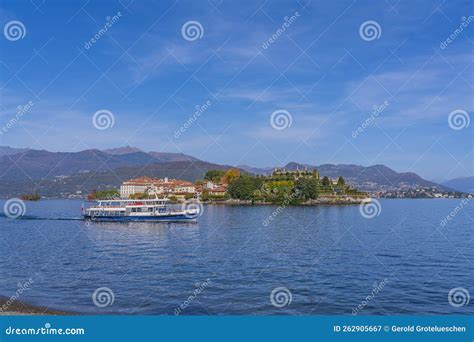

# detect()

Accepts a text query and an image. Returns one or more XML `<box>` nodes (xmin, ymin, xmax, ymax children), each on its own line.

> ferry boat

<box><xmin>82</xmin><ymin>198</ymin><xmax>199</xmax><ymax>222</ymax></box>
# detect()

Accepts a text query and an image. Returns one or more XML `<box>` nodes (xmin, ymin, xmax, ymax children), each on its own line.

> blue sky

<box><xmin>0</xmin><ymin>0</ymin><xmax>472</xmax><ymax>181</ymax></box>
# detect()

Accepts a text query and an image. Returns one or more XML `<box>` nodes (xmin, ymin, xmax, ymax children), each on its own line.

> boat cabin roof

<box><xmin>94</xmin><ymin>198</ymin><xmax>169</xmax><ymax>204</ymax></box>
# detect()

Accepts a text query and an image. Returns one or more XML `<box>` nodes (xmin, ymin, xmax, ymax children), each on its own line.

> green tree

<box><xmin>262</xmin><ymin>180</ymin><xmax>294</xmax><ymax>203</ymax></box>
<box><xmin>223</xmin><ymin>168</ymin><xmax>240</xmax><ymax>183</ymax></box>
<box><xmin>130</xmin><ymin>192</ymin><xmax>149</xmax><ymax>199</ymax></box>
<box><xmin>321</xmin><ymin>176</ymin><xmax>330</xmax><ymax>187</ymax></box>
<box><xmin>204</xmin><ymin>170</ymin><xmax>226</xmax><ymax>182</ymax></box>
<box><xmin>228</xmin><ymin>176</ymin><xmax>263</xmax><ymax>200</ymax></box>
<box><xmin>295</xmin><ymin>178</ymin><xmax>319</xmax><ymax>200</ymax></box>
<box><xmin>337</xmin><ymin>176</ymin><xmax>345</xmax><ymax>186</ymax></box>
<box><xmin>201</xmin><ymin>190</ymin><xmax>209</xmax><ymax>202</ymax></box>
<box><xmin>89</xmin><ymin>189</ymin><xmax>120</xmax><ymax>200</ymax></box>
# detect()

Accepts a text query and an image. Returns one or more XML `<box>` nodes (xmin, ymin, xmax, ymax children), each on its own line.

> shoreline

<box><xmin>0</xmin><ymin>297</ymin><xmax>73</xmax><ymax>316</ymax></box>
<box><xmin>202</xmin><ymin>195</ymin><xmax>371</xmax><ymax>206</ymax></box>
<box><xmin>0</xmin><ymin>196</ymin><xmax>470</xmax><ymax>202</ymax></box>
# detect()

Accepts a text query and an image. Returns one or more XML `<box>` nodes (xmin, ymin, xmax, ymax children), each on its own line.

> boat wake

<box><xmin>0</xmin><ymin>213</ymin><xmax>84</xmax><ymax>221</ymax></box>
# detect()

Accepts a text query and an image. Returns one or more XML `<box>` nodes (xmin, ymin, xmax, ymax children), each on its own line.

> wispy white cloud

<box><xmin>343</xmin><ymin>52</ymin><xmax>473</xmax><ymax>126</ymax></box>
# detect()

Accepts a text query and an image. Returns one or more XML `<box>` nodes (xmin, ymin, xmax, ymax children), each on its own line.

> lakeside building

<box><xmin>206</xmin><ymin>181</ymin><xmax>228</xmax><ymax>196</ymax></box>
<box><xmin>201</xmin><ymin>180</ymin><xmax>228</xmax><ymax>197</ymax></box>
<box><xmin>120</xmin><ymin>177</ymin><xmax>196</xmax><ymax>198</ymax></box>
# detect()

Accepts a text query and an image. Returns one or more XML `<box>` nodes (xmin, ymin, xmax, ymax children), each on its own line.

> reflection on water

<box><xmin>0</xmin><ymin>199</ymin><xmax>472</xmax><ymax>315</ymax></box>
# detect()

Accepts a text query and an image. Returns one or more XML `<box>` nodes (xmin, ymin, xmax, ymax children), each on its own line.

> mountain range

<box><xmin>238</xmin><ymin>162</ymin><xmax>444</xmax><ymax>191</ymax></box>
<box><xmin>0</xmin><ymin>146</ymin><xmax>30</xmax><ymax>157</ymax></box>
<box><xmin>0</xmin><ymin>146</ymin><xmax>198</xmax><ymax>181</ymax></box>
<box><xmin>441</xmin><ymin>176</ymin><xmax>474</xmax><ymax>194</ymax></box>
<box><xmin>0</xmin><ymin>145</ymin><xmax>470</xmax><ymax>197</ymax></box>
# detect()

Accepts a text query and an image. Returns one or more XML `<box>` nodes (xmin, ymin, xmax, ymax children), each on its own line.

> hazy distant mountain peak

<box><xmin>101</xmin><ymin>145</ymin><xmax>198</xmax><ymax>162</ymax></box>
<box><xmin>283</xmin><ymin>162</ymin><xmax>315</xmax><ymax>170</ymax></box>
<box><xmin>102</xmin><ymin>145</ymin><xmax>143</xmax><ymax>155</ymax></box>
<box><xmin>147</xmin><ymin>151</ymin><xmax>199</xmax><ymax>162</ymax></box>
<box><xmin>442</xmin><ymin>176</ymin><xmax>474</xmax><ymax>194</ymax></box>
<box><xmin>236</xmin><ymin>165</ymin><xmax>273</xmax><ymax>175</ymax></box>
<box><xmin>0</xmin><ymin>146</ymin><xmax>31</xmax><ymax>157</ymax></box>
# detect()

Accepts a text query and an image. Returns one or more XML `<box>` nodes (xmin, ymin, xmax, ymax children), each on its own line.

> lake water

<box><xmin>0</xmin><ymin>199</ymin><xmax>472</xmax><ymax>315</ymax></box>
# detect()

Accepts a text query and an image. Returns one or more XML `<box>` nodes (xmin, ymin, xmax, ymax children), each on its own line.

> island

<box><xmin>200</xmin><ymin>168</ymin><xmax>369</xmax><ymax>205</ymax></box>
<box><xmin>86</xmin><ymin>168</ymin><xmax>370</xmax><ymax>205</ymax></box>
<box><xmin>20</xmin><ymin>191</ymin><xmax>41</xmax><ymax>201</ymax></box>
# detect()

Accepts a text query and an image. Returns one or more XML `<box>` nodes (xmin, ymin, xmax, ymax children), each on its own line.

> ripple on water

<box><xmin>0</xmin><ymin>199</ymin><xmax>472</xmax><ymax>315</ymax></box>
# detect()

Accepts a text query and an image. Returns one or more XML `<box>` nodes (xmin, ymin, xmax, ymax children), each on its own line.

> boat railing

<box><xmin>88</xmin><ymin>202</ymin><xmax>167</xmax><ymax>208</ymax></box>
<box><xmin>87</xmin><ymin>210</ymin><xmax>127</xmax><ymax>216</ymax></box>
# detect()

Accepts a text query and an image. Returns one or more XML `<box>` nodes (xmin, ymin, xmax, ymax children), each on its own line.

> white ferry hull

<box><xmin>84</xmin><ymin>213</ymin><xmax>197</xmax><ymax>222</ymax></box>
